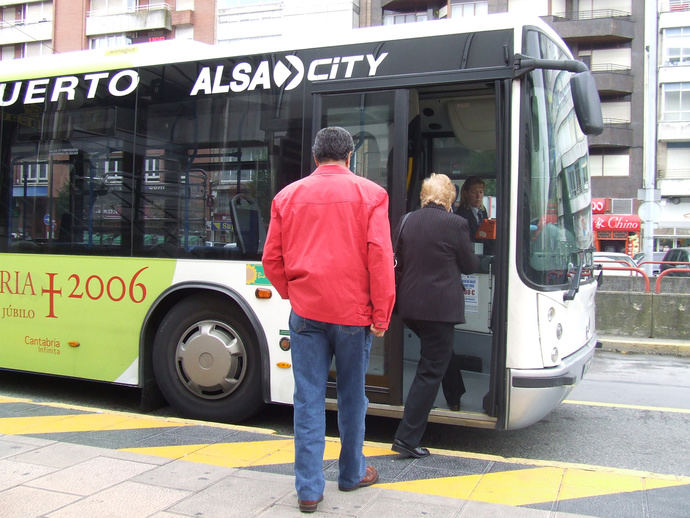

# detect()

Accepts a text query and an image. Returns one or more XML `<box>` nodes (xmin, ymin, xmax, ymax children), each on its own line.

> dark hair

<box><xmin>459</xmin><ymin>176</ymin><xmax>486</xmax><ymax>208</ymax></box>
<box><xmin>312</xmin><ymin>126</ymin><xmax>354</xmax><ymax>162</ymax></box>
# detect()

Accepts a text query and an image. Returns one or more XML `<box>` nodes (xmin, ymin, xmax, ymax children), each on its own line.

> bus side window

<box><xmin>230</xmin><ymin>193</ymin><xmax>266</xmax><ymax>257</ymax></box>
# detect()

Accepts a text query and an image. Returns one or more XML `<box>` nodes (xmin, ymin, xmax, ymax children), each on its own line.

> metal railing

<box><xmin>552</xmin><ymin>9</ymin><xmax>631</xmax><ymax>21</ymax></box>
<box><xmin>87</xmin><ymin>3</ymin><xmax>171</xmax><ymax>17</ymax></box>
<box><xmin>601</xmin><ymin>118</ymin><xmax>631</xmax><ymax>125</ymax></box>
<box><xmin>590</xmin><ymin>63</ymin><xmax>631</xmax><ymax>73</ymax></box>
<box><xmin>594</xmin><ymin>259</ymin><xmax>650</xmax><ymax>292</ymax></box>
<box><xmin>597</xmin><ymin>260</ymin><xmax>690</xmax><ymax>293</ymax></box>
<box><xmin>0</xmin><ymin>17</ymin><xmax>51</xmax><ymax>28</ymax></box>
<box><xmin>661</xmin><ymin>1</ymin><xmax>690</xmax><ymax>13</ymax></box>
<box><xmin>657</xmin><ymin>168</ymin><xmax>690</xmax><ymax>179</ymax></box>
<box><xmin>639</xmin><ymin>261</ymin><xmax>690</xmax><ymax>293</ymax></box>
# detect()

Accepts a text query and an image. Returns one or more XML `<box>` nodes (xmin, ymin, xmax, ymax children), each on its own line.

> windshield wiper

<box><xmin>563</xmin><ymin>248</ymin><xmax>592</xmax><ymax>301</ymax></box>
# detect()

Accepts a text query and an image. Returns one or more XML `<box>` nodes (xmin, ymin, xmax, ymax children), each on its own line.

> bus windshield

<box><xmin>521</xmin><ymin>29</ymin><xmax>593</xmax><ymax>287</ymax></box>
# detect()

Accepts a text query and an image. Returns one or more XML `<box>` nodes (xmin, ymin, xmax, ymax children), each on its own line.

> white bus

<box><xmin>0</xmin><ymin>13</ymin><xmax>602</xmax><ymax>430</ymax></box>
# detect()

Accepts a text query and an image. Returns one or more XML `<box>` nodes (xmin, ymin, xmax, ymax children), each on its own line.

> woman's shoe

<box><xmin>392</xmin><ymin>438</ymin><xmax>430</xmax><ymax>458</ymax></box>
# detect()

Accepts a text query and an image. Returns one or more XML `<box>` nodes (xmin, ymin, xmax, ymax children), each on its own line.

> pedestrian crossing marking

<box><xmin>122</xmin><ymin>439</ymin><xmax>394</xmax><ymax>468</ymax></box>
<box><xmin>377</xmin><ymin>467</ymin><xmax>690</xmax><ymax>506</ymax></box>
<box><xmin>0</xmin><ymin>413</ymin><xmax>187</xmax><ymax>435</ymax></box>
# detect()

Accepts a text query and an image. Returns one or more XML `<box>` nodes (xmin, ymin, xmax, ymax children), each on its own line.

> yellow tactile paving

<box><xmin>377</xmin><ymin>467</ymin><xmax>690</xmax><ymax>506</ymax></box>
<box><xmin>564</xmin><ymin>399</ymin><xmax>690</xmax><ymax>414</ymax></box>
<box><xmin>3</xmin><ymin>396</ymin><xmax>690</xmax><ymax>509</ymax></box>
<box><xmin>0</xmin><ymin>395</ymin><xmax>31</xmax><ymax>403</ymax></box>
<box><xmin>0</xmin><ymin>413</ymin><xmax>188</xmax><ymax>435</ymax></box>
<box><xmin>122</xmin><ymin>439</ymin><xmax>394</xmax><ymax>468</ymax></box>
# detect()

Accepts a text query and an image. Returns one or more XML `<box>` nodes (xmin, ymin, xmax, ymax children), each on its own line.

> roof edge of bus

<box><xmin>0</xmin><ymin>12</ymin><xmax>557</xmax><ymax>81</ymax></box>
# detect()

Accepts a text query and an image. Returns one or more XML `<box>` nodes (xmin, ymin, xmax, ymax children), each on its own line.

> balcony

<box><xmin>546</xmin><ymin>10</ymin><xmax>634</xmax><ymax>44</ymax></box>
<box><xmin>0</xmin><ymin>18</ymin><xmax>52</xmax><ymax>46</ymax></box>
<box><xmin>382</xmin><ymin>0</ymin><xmax>445</xmax><ymax>10</ymax></box>
<box><xmin>658</xmin><ymin>121</ymin><xmax>690</xmax><ymax>142</ymax></box>
<box><xmin>591</xmin><ymin>64</ymin><xmax>633</xmax><ymax>96</ymax></box>
<box><xmin>588</xmin><ymin>121</ymin><xmax>633</xmax><ymax>148</ymax></box>
<box><xmin>657</xmin><ymin>177</ymin><xmax>690</xmax><ymax>197</ymax></box>
<box><xmin>86</xmin><ymin>3</ymin><xmax>172</xmax><ymax>37</ymax></box>
<box><xmin>659</xmin><ymin>1</ymin><xmax>690</xmax><ymax>14</ymax></box>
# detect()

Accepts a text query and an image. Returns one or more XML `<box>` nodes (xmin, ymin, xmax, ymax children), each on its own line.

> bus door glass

<box><xmin>404</xmin><ymin>85</ymin><xmax>500</xmax><ymax>417</ymax></box>
<box><xmin>314</xmin><ymin>90</ymin><xmax>408</xmax><ymax>405</ymax></box>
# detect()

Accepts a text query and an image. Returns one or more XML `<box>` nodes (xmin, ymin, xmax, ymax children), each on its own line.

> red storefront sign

<box><xmin>591</xmin><ymin>198</ymin><xmax>611</xmax><ymax>214</ymax></box>
<box><xmin>593</xmin><ymin>214</ymin><xmax>641</xmax><ymax>232</ymax></box>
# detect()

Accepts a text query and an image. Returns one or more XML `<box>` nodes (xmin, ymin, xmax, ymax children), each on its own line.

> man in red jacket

<box><xmin>262</xmin><ymin>126</ymin><xmax>395</xmax><ymax>513</ymax></box>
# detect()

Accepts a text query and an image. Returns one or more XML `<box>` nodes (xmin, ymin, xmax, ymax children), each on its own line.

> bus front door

<box><xmin>313</xmin><ymin>89</ymin><xmax>409</xmax><ymax>406</ymax></box>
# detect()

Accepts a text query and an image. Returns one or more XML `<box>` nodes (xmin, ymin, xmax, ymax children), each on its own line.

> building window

<box><xmin>144</xmin><ymin>158</ymin><xmax>161</xmax><ymax>184</ymax></box>
<box><xmin>19</xmin><ymin>162</ymin><xmax>49</xmax><ymax>185</ymax></box>
<box><xmin>586</xmin><ymin>47</ymin><xmax>631</xmax><ymax>72</ymax></box>
<box><xmin>90</xmin><ymin>0</ymin><xmax>137</xmax><ymax>15</ymax></box>
<box><xmin>663</xmin><ymin>27</ymin><xmax>690</xmax><ymax>66</ymax></box>
<box><xmin>25</xmin><ymin>1</ymin><xmax>52</xmax><ymax>23</ymax></box>
<box><xmin>662</xmin><ymin>82</ymin><xmax>690</xmax><ymax>121</ymax></box>
<box><xmin>382</xmin><ymin>10</ymin><xmax>427</xmax><ymax>25</ymax></box>
<box><xmin>589</xmin><ymin>152</ymin><xmax>630</xmax><ymax>177</ymax></box>
<box><xmin>669</xmin><ymin>0</ymin><xmax>690</xmax><ymax>12</ymax></box>
<box><xmin>664</xmin><ymin>142</ymin><xmax>690</xmax><ymax>178</ymax></box>
<box><xmin>1</xmin><ymin>45</ymin><xmax>18</xmax><ymax>61</ymax></box>
<box><xmin>218</xmin><ymin>0</ymin><xmax>278</xmax><ymax>7</ymax></box>
<box><xmin>450</xmin><ymin>1</ymin><xmax>488</xmax><ymax>18</ymax></box>
<box><xmin>89</xmin><ymin>34</ymin><xmax>132</xmax><ymax>49</ymax></box>
<box><xmin>2</xmin><ymin>4</ymin><xmax>24</xmax><ymax>24</ymax></box>
<box><xmin>24</xmin><ymin>41</ymin><xmax>51</xmax><ymax>58</ymax></box>
<box><xmin>601</xmin><ymin>101</ymin><xmax>631</xmax><ymax>124</ymax></box>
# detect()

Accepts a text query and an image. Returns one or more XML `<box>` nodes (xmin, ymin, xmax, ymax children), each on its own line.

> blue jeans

<box><xmin>289</xmin><ymin>310</ymin><xmax>373</xmax><ymax>500</ymax></box>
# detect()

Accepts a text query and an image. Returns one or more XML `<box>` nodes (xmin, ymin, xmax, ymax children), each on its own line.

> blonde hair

<box><xmin>420</xmin><ymin>173</ymin><xmax>456</xmax><ymax>211</ymax></box>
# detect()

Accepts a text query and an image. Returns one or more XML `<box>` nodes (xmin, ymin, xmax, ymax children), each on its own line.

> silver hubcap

<box><xmin>175</xmin><ymin>319</ymin><xmax>247</xmax><ymax>400</ymax></box>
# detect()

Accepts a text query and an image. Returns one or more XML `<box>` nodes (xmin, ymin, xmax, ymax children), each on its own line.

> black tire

<box><xmin>152</xmin><ymin>294</ymin><xmax>264</xmax><ymax>422</ymax></box>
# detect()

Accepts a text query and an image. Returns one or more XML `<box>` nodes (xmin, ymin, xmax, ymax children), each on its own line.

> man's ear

<box><xmin>345</xmin><ymin>152</ymin><xmax>352</xmax><ymax>168</ymax></box>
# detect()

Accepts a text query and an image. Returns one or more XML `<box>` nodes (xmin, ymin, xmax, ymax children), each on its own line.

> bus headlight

<box><xmin>556</xmin><ymin>322</ymin><xmax>563</xmax><ymax>340</ymax></box>
<box><xmin>551</xmin><ymin>347</ymin><xmax>559</xmax><ymax>363</ymax></box>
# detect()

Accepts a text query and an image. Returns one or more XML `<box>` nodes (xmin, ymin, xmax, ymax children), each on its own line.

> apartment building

<box><xmin>0</xmin><ymin>0</ymin><xmax>215</xmax><ymax>56</ymax></box>
<box><xmin>215</xmin><ymin>0</ymin><xmax>364</xmax><ymax>45</ymax></box>
<box><xmin>657</xmin><ymin>0</ymin><xmax>690</xmax><ymax>249</ymax></box>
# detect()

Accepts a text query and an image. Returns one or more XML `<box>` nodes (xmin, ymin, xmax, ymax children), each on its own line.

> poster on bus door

<box><xmin>462</xmin><ymin>274</ymin><xmax>479</xmax><ymax>312</ymax></box>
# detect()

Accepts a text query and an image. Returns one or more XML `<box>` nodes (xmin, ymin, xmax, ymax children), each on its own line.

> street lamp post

<box><xmin>640</xmin><ymin>0</ymin><xmax>660</xmax><ymax>276</ymax></box>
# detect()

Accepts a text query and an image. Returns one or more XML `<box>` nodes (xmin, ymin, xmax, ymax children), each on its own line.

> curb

<box><xmin>597</xmin><ymin>335</ymin><xmax>690</xmax><ymax>357</ymax></box>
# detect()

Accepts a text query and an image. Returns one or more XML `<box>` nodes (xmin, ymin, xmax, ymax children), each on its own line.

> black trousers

<box><xmin>395</xmin><ymin>319</ymin><xmax>462</xmax><ymax>447</ymax></box>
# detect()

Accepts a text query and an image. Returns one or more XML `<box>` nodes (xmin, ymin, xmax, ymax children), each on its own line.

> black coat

<box><xmin>455</xmin><ymin>205</ymin><xmax>488</xmax><ymax>242</ymax></box>
<box><xmin>394</xmin><ymin>204</ymin><xmax>480</xmax><ymax>323</ymax></box>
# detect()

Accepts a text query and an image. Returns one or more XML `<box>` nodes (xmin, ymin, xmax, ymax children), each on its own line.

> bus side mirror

<box><xmin>570</xmin><ymin>71</ymin><xmax>603</xmax><ymax>136</ymax></box>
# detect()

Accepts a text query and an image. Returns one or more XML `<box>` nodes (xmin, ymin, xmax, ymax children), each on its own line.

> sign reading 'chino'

<box><xmin>593</xmin><ymin>214</ymin><xmax>641</xmax><ymax>231</ymax></box>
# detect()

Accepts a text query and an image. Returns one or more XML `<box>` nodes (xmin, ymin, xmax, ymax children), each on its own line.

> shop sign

<box><xmin>593</xmin><ymin>214</ymin><xmax>641</xmax><ymax>232</ymax></box>
<box><xmin>592</xmin><ymin>198</ymin><xmax>611</xmax><ymax>214</ymax></box>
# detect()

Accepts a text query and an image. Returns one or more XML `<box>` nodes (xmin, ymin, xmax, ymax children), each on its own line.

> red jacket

<box><xmin>262</xmin><ymin>164</ymin><xmax>395</xmax><ymax>331</ymax></box>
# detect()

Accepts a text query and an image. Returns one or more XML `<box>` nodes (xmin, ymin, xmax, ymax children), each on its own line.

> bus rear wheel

<box><xmin>152</xmin><ymin>294</ymin><xmax>263</xmax><ymax>423</ymax></box>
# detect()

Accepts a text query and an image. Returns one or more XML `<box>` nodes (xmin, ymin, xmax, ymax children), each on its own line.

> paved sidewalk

<box><xmin>597</xmin><ymin>335</ymin><xmax>690</xmax><ymax>357</ymax></box>
<box><xmin>2</xmin><ymin>339</ymin><xmax>688</xmax><ymax>517</ymax></box>
<box><xmin>0</xmin><ymin>434</ymin><xmax>594</xmax><ymax>518</ymax></box>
